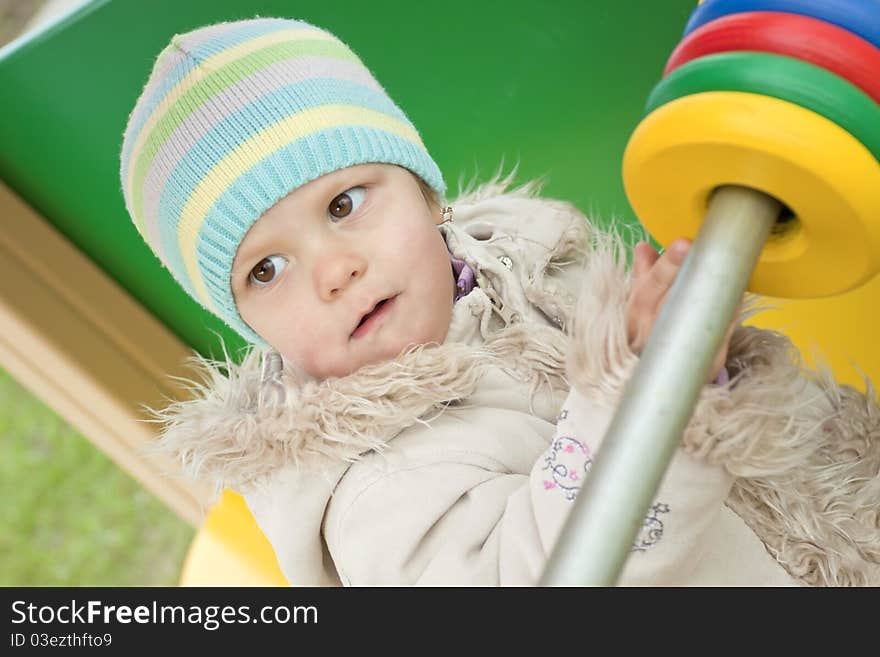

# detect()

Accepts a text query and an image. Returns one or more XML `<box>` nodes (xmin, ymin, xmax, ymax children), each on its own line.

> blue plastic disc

<box><xmin>684</xmin><ymin>0</ymin><xmax>880</xmax><ymax>50</ymax></box>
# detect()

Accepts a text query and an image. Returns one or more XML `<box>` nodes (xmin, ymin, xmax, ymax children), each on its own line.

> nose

<box><xmin>314</xmin><ymin>248</ymin><xmax>367</xmax><ymax>301</ymax></box>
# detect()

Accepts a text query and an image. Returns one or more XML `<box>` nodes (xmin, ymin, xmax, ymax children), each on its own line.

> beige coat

<box><xmin>154</xmin><ymin>177</ymin><xmax>880</xmax><ymax>586</ymax></box>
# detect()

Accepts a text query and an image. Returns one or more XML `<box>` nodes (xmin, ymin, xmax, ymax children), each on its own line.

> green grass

<box><xmin>0</xmin><ymin>367</ymin><xmax>194</xmax><ymax>586</ymax></box>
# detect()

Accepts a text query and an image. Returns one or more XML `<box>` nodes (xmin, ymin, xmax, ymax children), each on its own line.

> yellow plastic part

<box><xmin>623</xmin><ymin>91</ymin><xmax>880</xmax><ymax>298</ymax></box>
<box><xmin>178</xmin><ymin>489</ymin><xmax>289</xmax><ymax>587</ymax></box>
<box><xmin>747</xmin><ymin>271</ymin><xmax>879</xmax><ymax>392</ymax></box>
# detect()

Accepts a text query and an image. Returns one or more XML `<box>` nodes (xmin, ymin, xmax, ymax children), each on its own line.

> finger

<box><xmin>646</xmin><ymin>238</ymin><xmax>691</xmax><ymax>299</ymax></box>
<box><xmin>627</xmin><ymin>239</ymin><xmax>690</xmax><ymax>352</ymax></box>
<box><xmin>629</xmin><ymin>239</ymin><xmax>691</xmax><ymax>328</ymax></box>
<box><xmin>632</xmin><ymin>242</ymin><xmax>660</xmax><ymax>281</ymax></box>
<box><xmin>627</xmin><ymin>242</ymin><xmax>660</xmax><ymax>317</ymax></box>
<box><xmin>629</xmin><ymin>316</ymin><xmax>652</xmax><ymax>353</ymax></box>
<box><xmin>627</xmin><ymin>243</ymin><xmax>657</xmax><ymax>342</ymax></box>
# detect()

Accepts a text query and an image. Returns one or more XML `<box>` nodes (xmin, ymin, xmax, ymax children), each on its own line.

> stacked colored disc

<box><xmin>623</xmin><ymin>0</ymin><xmax>880</xmax><ymax>298</ymax></box>
<box><xmin>647</xmin><ymin>52</ymin><xmax>880</xmax><ymax>164</ymax></box>
<box><xmin>667</xmin><ymin>11</ymin><xmax>880</xmax><ymax>103</ymax></box>
<box><xmin>684</xmin><ymin>0</ymin><xmax>880</xmax><ymax>49</ymax></box>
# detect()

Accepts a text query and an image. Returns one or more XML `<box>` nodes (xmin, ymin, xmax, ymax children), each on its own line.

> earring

<box><xmin>440</xmin><ymin>206</ymin><xmax>454</xmax><ymax>224</ymax></box>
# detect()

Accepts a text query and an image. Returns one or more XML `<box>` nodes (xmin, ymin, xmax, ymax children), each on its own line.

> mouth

<box><xmin>351</xmin><ymin>294</ymin><xmax>398</xmax><ymax>339</ymax></box>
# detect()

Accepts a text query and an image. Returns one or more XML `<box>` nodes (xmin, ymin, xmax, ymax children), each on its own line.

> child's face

<box><xmin>231</xmin><ymin>163</ymin><xmax>455</xmax><ymax>380</ymax></box>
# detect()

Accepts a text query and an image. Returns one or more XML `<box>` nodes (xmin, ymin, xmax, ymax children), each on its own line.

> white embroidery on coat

<box><xmin>543</xmin><ymin>406</ymin><xmax>671</xmax><ymax>552</ymax></box>
<box><xmin>541</xmin><ymin>432</ymin><xmax>592</xmax><ymax>502</ymax></box>
<box><xmin>632</xmin><ymin>503</ymin><xmax>670</xmax><ymax>552</ymax></box>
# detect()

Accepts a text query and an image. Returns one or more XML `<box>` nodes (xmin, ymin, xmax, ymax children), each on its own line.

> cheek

<box><xmin>239</xmin><ymin>292</ymin><xmax>309</xmax><ymax>355</ymax></box>
<box><xmin>420</xmin><ymin>231</ymin><xmax>456</xmax><ymax>295</ymax></box>
<box><xmin>393</xmin><ymin>222</ymin><xmax>448</xmax><ymax>273</ymax></box>
<box><xmin>398</xmin><ymin>229</ymin><xmax>455</xmax><ymax>338</ymax></box>
<box><xmin>261</xmin><ymin>311</ymin><xmax>348</xmax><ymax>379</ymax></box>
<box><xmin>266</xmin><ymin>315</ymin><xmax>316</xmax><ymax>361</ymax></box>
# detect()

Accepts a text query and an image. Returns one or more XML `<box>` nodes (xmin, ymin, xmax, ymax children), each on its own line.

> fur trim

<box><xmin>564</xmin><ymin>227</ymin><xmax>880</xmax><ymax>587</ymax></box>
<box><xmin>451</xmin><ymin>163</ymin><xmax>546</xmax><ymax>206</ymax></box>
<box><xmin>565</xmin><ymin>225</ymin><xmax>641</xmax><ymax>404</ymax></box>
<box><xmin>725</xmin><ymin>360</ymin><xmax>880</xmax><ymax>586</ymax></box>
<box><xmin>147</xmin><ymin>324</ymin><xmax>575</xmax><ymax>499</ymax></box>
<box><xmin>146</xmin><ymin>341</ymin><xmax>499</xmax><ymax>498</ymax></box>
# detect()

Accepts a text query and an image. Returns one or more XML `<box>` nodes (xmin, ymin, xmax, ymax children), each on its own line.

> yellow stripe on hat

<box><xmin>124</xmin><ymin>27</ymin><xmax>338</xmax><ymax>217</ymax></box>
<box><xmin>177</xmin><ymin>104</ymin><xmax>426</xmax><ymax>311</ymax></box>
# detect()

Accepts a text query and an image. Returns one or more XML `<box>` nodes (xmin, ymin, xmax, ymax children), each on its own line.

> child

<box><xmin>120</xmin><ymin>17</ymin><xmax>880</xmax><ymax>586</ymax></box>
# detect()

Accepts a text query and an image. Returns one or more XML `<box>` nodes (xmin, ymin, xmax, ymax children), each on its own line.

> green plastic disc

<box><xmin>645</xmin><ymin>50</ymin><xmax>880</xmax><ymax>164</ymax></box>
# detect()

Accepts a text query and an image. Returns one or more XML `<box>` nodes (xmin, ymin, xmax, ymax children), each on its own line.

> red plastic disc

<box><xmin>665</xmin><ymin>11</ymin><xmax>880</xmax><ymax>104</ymax></box>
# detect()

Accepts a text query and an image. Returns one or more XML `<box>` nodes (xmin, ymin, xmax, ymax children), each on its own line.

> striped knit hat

<box><xmin>119</xmin><ymin>17</ymin><xmax>445</xmax><ymax>344</ymax></box>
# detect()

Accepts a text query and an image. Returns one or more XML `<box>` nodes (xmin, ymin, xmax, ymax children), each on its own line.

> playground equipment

<box><xmin>542</xmin><ymin>0</ymin><xmax>880</xmax><ymax>585</ymax></box>
<box><xmin>0</xmin><ymin>0</ymin><xmax>877</xmax><ymax>586</ymax></box>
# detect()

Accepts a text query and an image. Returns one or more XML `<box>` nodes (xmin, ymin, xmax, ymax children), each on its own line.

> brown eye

<box><xmin>328</xmin><ymin>186</ymin><xmax>366</xmax><ymax>220</ymax></box>
<box><xmin>249</xmin><ymin>255</ymin><xmax>286</xmax><ymax>286</ymax></box>
<box><xmin>329</xmin><ymin>192</ymin><xmax>352</xmax><ymax>218</ymax></box>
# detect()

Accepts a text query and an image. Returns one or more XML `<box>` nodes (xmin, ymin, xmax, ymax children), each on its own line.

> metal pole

<box><xmin>540</xmin><ymin>185</ymin><xmax>782</xmax><ymax>586</ymax></box>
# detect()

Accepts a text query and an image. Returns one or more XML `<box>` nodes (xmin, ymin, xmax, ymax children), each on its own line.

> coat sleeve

<box><xmin>530</xmin><ymin>385</ymin><xmax>737</xmax><ymax>585</ymax></box>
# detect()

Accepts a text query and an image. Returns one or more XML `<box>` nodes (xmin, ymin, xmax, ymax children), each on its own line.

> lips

<box><xmin>351</xmin><ymin>295</ymin><xmax>397</xmax><ymax>339</ymax></box>
<box><xmin>357</xmin><ymin>299</ymin><xmax>386</xmax><ymax>327</ymax></box>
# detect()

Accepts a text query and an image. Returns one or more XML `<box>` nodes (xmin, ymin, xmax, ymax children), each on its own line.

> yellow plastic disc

<box><xmin>622</xmin><ymin>91</ymin><xmax>880</xmax><ymax>298</ymax></box>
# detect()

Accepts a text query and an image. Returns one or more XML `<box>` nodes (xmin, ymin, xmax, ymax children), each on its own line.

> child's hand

<box><xmin>626</xmin><ymin>239</ymin><xmax>735</xmax><ymax>384</ymax></box>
